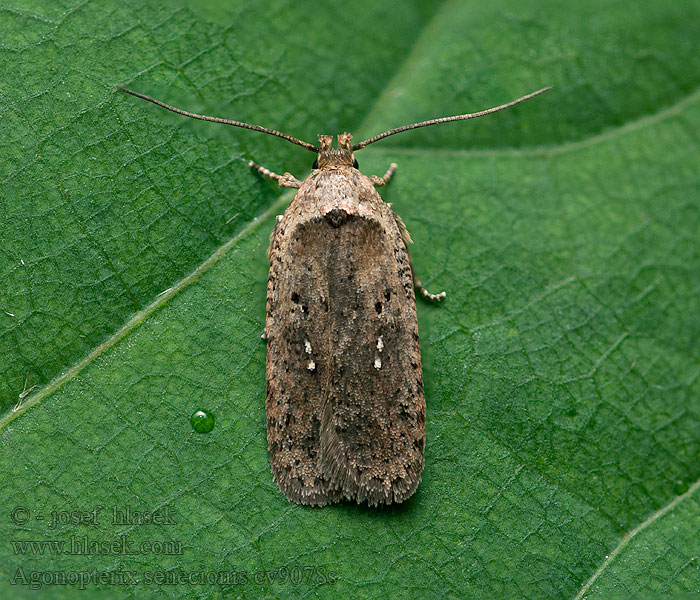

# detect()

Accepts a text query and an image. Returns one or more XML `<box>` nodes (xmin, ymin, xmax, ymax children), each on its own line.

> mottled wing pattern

<box><xmin>266</xmin><ymin>170</ymin><xmax>425</xmax><ymax>506</ymax></box>
<box><xmin>266</xmin><ymin>213</ymin><xmax>342</xmax><ymax>506</ymax></box>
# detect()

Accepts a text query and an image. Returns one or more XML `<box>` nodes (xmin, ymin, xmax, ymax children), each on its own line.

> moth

<box><xmin>117</xmin><ymin>85</ymin><xmax>550</xmax><ymax>506</ymax></box>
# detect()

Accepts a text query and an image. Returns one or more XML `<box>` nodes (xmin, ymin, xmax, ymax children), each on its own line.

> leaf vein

<box><xmin>573</xmin><ymin>476</ymin><xmax>700</xmax><ymax>599</ymax></box>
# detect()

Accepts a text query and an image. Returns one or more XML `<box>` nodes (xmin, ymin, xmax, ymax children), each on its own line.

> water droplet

<box><xmin>190</xmin><ymin>409</ymin><xmax>215</xmax><ymax>433</ymax></box>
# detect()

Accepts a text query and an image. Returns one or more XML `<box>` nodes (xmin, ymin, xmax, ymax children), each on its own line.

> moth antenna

<box><xmin>352</xmin><ymin>87</ymin><xmax>552</xmax><ymax>151</ymax></box>
<box><xmin>116</xmin><ymin>86</ymin><xmax>320</xmax><ymax>152</ymax></box>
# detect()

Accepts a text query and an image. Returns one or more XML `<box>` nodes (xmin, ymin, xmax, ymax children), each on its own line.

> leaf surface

<box><xmin>1</xmin><ymin>1</ymin><xmax>699</xmax><ymax>598</ymax></box>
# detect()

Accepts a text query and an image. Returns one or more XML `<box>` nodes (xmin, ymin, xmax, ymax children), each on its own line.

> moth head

<box><xmin>312</xmin><ymin>133</ymin><xmax>359</xmax><ymax>170</ymax></box>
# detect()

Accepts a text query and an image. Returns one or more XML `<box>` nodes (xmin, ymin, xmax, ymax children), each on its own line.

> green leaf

<box><xmin>1</xmin><ymin>0</ymin><xmax>699</xmax><ymax>598</ymax></box>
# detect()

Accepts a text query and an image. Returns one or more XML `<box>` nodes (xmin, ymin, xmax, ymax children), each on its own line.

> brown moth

<box><xmin>117</xmin><ymin>85</ymin><xmax>550</xmax><ymax>506</ymax></box>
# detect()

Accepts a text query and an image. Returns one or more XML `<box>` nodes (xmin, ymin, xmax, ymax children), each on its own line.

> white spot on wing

<box><xmin>377</xmin><ymin>336</ymin><xmax>384</xmax><ymax>351</ymax></box>
<box><xmin>374</xmin><ymin>358</ymin><xmax>382</xmax><ymax>369</ymax></box>
<box><xmin>307</xmin><ymin>360</ymin><xmax>316</xmax><ymax>371</ymax></box>
<box><xmin>305</xmin><ymin>339</ymin><xmax>312</xmax><ymax>354</ymax></box>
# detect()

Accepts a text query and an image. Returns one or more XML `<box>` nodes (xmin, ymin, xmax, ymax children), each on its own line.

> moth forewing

<box><xmin>266</xmin><ymin>166</ymin><xmax>424</xmax><ymax>506</ymax></box>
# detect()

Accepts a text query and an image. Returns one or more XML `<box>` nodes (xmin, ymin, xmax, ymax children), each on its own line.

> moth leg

<box><xmin>414</xmin><ymin>277</ymin><xmax>446</xmax><ymax>301</ymax></box>
<box><xmin>392</xmin><ymin>210</ymin><xmax>446</xmax><ymax>301</ymax></box>
<box><xmin>370</xmin><ymin>162</ymin><xmax>398</xmax><ymax>187</ymax></box>
<box><xmin>249</xmin><ymin>160</ymin><xmax>302</xmax><ymax>188</ymax></box>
